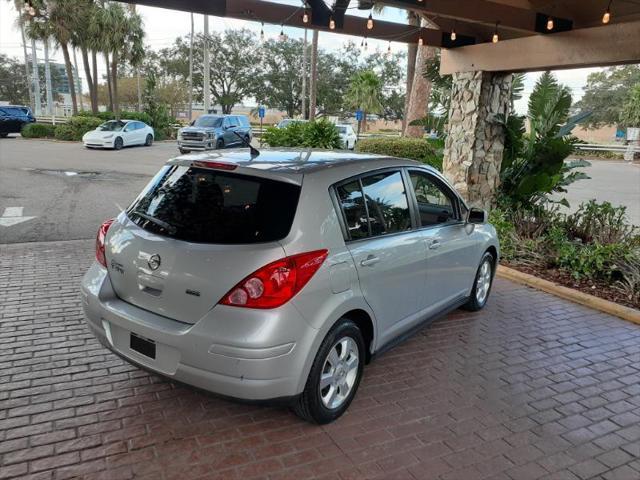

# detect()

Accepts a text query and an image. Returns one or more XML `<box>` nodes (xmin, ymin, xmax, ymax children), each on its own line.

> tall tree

<box><xmin>0</xmin><ymin>54</ymin><xmax>30</xmax><ymax>105</ymax></box>
<box><xmin>620</xmin><ymin>84</ymin><xmax>640</xmax><ymax>128</ymax></box>
<box><xmin>344</xmin><ymin>70</ymin><xmax>383</xmax><ymax>132</ymax></box>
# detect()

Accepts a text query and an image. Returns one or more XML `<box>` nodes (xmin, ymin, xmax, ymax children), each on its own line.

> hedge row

<box><xmin>21</xmin><ymin>116</ymin><xmax>104</xmax><ymax>141</ymax></box>
<box><xmin>355</xmin><ymin>137</ymin><xmax>443</xmax><ymax>170</ymax></box>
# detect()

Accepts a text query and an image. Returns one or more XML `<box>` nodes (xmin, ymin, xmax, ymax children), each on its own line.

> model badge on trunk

<box><xmin>148</xmin><ymin>254</ymin><xmax>161</xmax><ymax>270</ymax></box>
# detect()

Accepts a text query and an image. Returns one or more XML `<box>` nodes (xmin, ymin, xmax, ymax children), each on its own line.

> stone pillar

<box><xmin>443</xmin><ymin>71</ymin><xmax>513</xmax><ymax>210</ymax></box>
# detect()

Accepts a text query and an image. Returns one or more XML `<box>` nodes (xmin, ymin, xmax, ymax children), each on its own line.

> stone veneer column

<box><xmin>443</xmin><ymin>71</ymin><xmax>513</xmax><ymax>210</ymax></box>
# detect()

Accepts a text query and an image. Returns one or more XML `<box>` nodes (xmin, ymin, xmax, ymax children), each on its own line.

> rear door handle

<box><xmin>360</xmin><ymin>255</ymin><xmax>380</xmax><ymax>267</ymax></box>
<box><xmin>428</xmin><ymin>239</ymin><xmax>441</xmax><ymax>250</ymax></box>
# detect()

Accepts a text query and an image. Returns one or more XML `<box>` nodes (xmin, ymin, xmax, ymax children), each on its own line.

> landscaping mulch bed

<box><xmin>503</xmin><ymin>262</ymin><xmax>640</xmax><ymax>311</ymax></box>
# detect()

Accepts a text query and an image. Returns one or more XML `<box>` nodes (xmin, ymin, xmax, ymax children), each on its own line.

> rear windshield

<box><xmin>127</xmin><ymin>165</ymin><xmax>300</xmax><ymax>244</ymax></box>
<box><xmin>0</xmin><ymin>107</ymin><xmax>29</xmax><ymax>116</ymax></box>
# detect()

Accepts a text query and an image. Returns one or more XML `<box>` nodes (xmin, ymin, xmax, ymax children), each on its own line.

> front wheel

<box><xmin>144</xmin><ymin>134</ymin><xmax>153</xmax><ymax>146</ymax></box>
<box><xmin>113</xmin><ymin>136</ymin><xmax>123</xmax><ymax>150</ymax></box>
<box><xmin>462</xmin><ymin>251</ymin><xmax>494</xmax><ymax>311</ymax></box>
<box><xmin>293</xmin><ymin>318</ymin><xmax>364</xmax><ymax>424</ymax></box>
<box><xmin>216</xmin><ymin>138</ymin><xmax>224</xmax><ymax>149</ymax></box>
<box><xmin>179</xmin><ymin>147</ymin><xmax>190</xmax><ymax>154</ymax></box>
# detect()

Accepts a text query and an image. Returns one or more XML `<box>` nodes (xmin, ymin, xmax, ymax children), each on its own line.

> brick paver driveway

<box><xmin>2</xmin><ymin>240</ymin><xmax>640</xmax><ymax>480</ymax></box>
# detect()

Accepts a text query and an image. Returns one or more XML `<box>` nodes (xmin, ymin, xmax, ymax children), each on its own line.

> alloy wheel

<box><xmin>319</xmin><ymin>337</ymin><xmax>359</xmax><ymax>409</ymax></box>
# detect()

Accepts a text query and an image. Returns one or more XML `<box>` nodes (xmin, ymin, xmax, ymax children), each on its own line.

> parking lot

<box><xmin>1</xmin><ymin>139</ymin><xmax>640</xmax><ymax>480</ymax></box>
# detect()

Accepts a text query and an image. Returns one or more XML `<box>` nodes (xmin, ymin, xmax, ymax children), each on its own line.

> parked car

<box><xmin>336</xmin><ymin>124</ymin><xmax>357</xmax><ymax>150</ymax></box>
<box><xmin>82</xmin><ymin>150</ymin><xmax>498</xmax><ymax>424</ymax></box>
<box><xmin>177</xmin><ymin>114</ymin><xmax>252</xmax><ymax>153</ymax></box>
<box><xmin>0</xmin><ymin>105</ymin><xmax>35</xmax><ymax>137</ymax></box>
<box><xmin>276</xmin><ymin>118</ymin><xmax>308</xmax><ymax>129</ymax></box>
<box><xmin>82</xmin><ymin>120</ymin><xmax>154</xmax><ymax>150</ymax></box>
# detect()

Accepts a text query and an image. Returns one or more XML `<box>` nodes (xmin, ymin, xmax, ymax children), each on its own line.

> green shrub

<box><xmin>262</xmin><ymin>119</ymin><xmax>341</xmax><ymax>149</ymax></box>
<box><xmin>54</xmin><ymin>116</ymin><xmax>103</xmax><ymax>141</ymax></box>
<box><xmin>76</xmin><ymin>110</ymin><xmax>153</xmax><ymax>125</ymax></box>
<box><xmin>563</xmin><ymin>200</ymin><xmax>637</xmax><ymax>245</ymax></box>
<box><xmin>21</xmin><ymin>123</ymin><xmax>56</xmax><ymax>138</ymax></box>
<box><xmin>356</xmin><ymin>137</ymin><xmax>442</xmax><ymax>170</ymax></box>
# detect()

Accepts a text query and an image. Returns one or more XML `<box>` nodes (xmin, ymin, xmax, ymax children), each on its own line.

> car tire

<box><xmin>179</xmin><ymin>148</ymin><xmax>190</xmax><ymax>154</ymax></box>
<box><xmin>114</xmin><ymin>137</ymin><xmax>123</xmax><ymax>150</ymax></box>
<box><xmin>244</xmin><ymin>135</ymin><xmax>250</xmax><ymax>145</ymax></box>
<box><xmin>216</xmin><ymin>138</ymin><xmax>224</xmax><ymax>149</ymax></box>
<box><xmin>144</xmin><ymin>134</ymin><xmax>153</xmax><ymax>146</ymax></box>
<box><xmin>462</xmin><ymin>251</ymin><xmax>495</xmax><ymax>311</ymax></box>
<box><xmin>293</xmin><ymin>318</ymin><xmax>365</xmax><ymax>424</ymax></box>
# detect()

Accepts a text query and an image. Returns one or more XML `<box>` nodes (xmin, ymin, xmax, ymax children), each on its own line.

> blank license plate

<box><xmin>130</xmin><ymin>332</ymin><xmax>156</xmax><ymax>359</ymax></box>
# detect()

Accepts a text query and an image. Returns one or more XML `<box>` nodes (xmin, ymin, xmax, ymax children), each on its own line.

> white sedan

<box><xmin>336</xmin><ymin>124</ymin><xmax>357</xmax><ymax>150</ymax></box>
<box><xmin>83</xmin><ymin>120</ymin><xmax>154</xmax><ymax>150</ymax></box>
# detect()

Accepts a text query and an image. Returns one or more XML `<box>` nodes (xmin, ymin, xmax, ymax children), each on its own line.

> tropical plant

<box><xmin>344</xmin><ymin>70</ymin><xmax>383</xmax><ymax>131</ymax></box>
<box><xmin>620</xmin><ymin>83</ymin><xmax>640</xmax><ymax>128</ymax></box>
<box><xmin>497</xmin><ymin>72</ymin><xmax>590</xmax><ymax>207</ymax></box>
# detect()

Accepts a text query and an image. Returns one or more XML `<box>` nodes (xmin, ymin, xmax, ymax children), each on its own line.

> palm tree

<box><xmin>72</xmin><ymin>0</ymin><xmax>100</xmax><ymax>113</ymax></box>
<box><xmin>344</xmin><ymin>70</ymin><xmax>383</xmax><ymax>131</ymax></box>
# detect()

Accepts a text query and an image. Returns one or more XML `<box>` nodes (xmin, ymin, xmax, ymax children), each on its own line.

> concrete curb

<box><xmin>497</xmin><ymin>265</ymin><xmax>640</xmax><ymax>325</ymax></box>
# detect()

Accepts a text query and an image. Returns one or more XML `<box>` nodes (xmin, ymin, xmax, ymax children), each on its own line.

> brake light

<box><xmin>95</xmin><ymin>219</ymin><xmax>114</xmax><ymax>267</ymax></box>
<box><xmin>220</xmin><ymin>249</ymin><xmax>328</xmax><ymax>309</ymax></box>
<box><xmin>191</xmin><ymin>160</ymin><xmax>237</xmax><ymax>171</ymax></box>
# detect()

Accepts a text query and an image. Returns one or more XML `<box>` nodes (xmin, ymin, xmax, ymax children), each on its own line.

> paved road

<box><xmin>1</xmin><ymin>139</ymin><xmax>639</xmax><ymax>244</ymax></box>
<box><xmin>0</xmin><ymin>138</ymin><xmax>176</xmax><ymax>244</ymax></box>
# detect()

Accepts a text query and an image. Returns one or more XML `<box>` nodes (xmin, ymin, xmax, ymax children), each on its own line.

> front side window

<box><xmin>409</xmin><ymin>170</ymin><xmax>458</xmax><ymax>227</ymax></box>
<box><xmin>99</xmin><ymin>121</ymin><xmax>125</xmax><ymax>132</ymax></box>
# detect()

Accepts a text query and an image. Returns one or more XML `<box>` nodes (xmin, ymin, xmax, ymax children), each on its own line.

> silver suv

<box><xmin>81</xmin><ymin>149</ymin><xmax>499</xmax><ymax>423</ymax></box>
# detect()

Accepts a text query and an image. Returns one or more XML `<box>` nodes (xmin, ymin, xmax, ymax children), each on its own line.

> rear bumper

<box><xmin>80</xmin><ymin>263</ymin><xmax>319</xmax><ymax>400</ymax></box>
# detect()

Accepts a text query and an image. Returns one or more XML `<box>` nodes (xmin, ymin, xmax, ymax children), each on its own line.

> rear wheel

<box><xmin>462</xmin><ymin>252</ymin><xmax>494</xmax><ymax>311</ymax></box>
<box><xmin>216</xmin><ymin>138</ymin><xmax>224</xmax><ymax>149</ymax></box>
<box><xmin>114</xmin><ymin>137</ymin><xmax>123</xmax><ymax>150</ymax></box>
<box><xmin>293</xmin><ymin>318</ymin><xmax>364</xmax><ymax>424</ymax></box>
<box><xmin>144</xmin><ymin>134</ymin><xmax>153</xmax><ymax>146</ymax></box>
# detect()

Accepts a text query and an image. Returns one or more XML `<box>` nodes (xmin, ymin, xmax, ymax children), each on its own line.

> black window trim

<box><xmin>331</xmin><ymin>166</ymin><xmax>417</xmax><ymax>244</ymax></box>
<box><xmin>405</xmin><ymin>166</ymin><xmax>466</xmax><ymax>231</ymax></box>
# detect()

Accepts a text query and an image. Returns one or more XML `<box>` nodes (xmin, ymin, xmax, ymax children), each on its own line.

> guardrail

<box><xmin>35</xmin><ymin>115</ymin><xmax>69</xmax><ymax>125</ymax></box>
<box><xmin>575</xmin><ymin>143</ymin><xmax>640</xmax><ymax>153</ymax></box>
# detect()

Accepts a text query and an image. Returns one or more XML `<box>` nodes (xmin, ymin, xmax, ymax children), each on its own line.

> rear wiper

<box><xmin>130</xmin><ymin>210</ymin><xmax>177</xmax><ymax>235</ymax></box>
<box><xmin>232</xmin><ymin>131</ymin><xmax>260</xmax><ymax>158</ymax></box>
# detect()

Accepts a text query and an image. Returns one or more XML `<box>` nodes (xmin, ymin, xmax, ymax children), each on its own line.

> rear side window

<box><xmin>127</xmin><ymin>166</ymin><xmax>300</xmax><ymax>244</ymax></box>
<box><xmin>336</xmin><ymin>170</ymin><xmax>411</xmax><ymax>240</ymax></box>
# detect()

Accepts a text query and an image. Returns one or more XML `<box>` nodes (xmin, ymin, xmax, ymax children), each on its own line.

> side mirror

<box><xmin>467</xmin><ymin>207</ymin><xmax>487</xmax><ymax>224</ymax></box>
<box><xmin>189</xmin><ymin>120</ymin><xmax>195</xmax><ymax>126</ymax></box>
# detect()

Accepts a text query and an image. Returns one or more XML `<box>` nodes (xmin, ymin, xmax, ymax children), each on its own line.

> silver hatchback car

<box><xmin>81</xmin><ymin>149</ymin><xmax>499</xmax><ymax>423</ymax></box>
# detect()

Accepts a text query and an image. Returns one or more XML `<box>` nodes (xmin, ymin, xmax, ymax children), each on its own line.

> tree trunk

<box><xmin>91</xmin><ymin>50</ymin><xmax>98</xmax><ymax>112</ymax></box>
<box><xmin>105</xmin><ymin>52</ymin><xmax>113</xmax><ymax>112</ymax></box>
<box><xmin>111</xmin><ymin>51</ymin><xmax>119</xmax><ymax>119</ymax></box>
<box><xmin>402</xmin><ymin>12</ymin><xmax>420</xmax><ymax>133</ymax></box>
<box><xmin>19</xmin><ymin>16</ymin><xmax>33</xmax><ymax>111</ymax></box>
<box><xmin>60</xmin><ymin>43</ymin><xmax>78</xmax><ymax>115</ymax></box>
<box><xmin>203</xmin><ymin>15</ymin><xmax>211</xmax><ymax>112</ymax></box>
<box><xmin>188</xmin><ymin>12</ymin><xmax>194</xmax><ymax>121</ymax></box>
<box><xmin>72</xmin><ymin>48</ymin><xmax>84</xmax><ymax>111</ymax></box>
<box><xmin>43</xmin><ymin>38</ymin><xmax>54</xmax><ymax>115</ymax></box>
<box><xmin>301</xmin><ymin>28</ymin><xmax>308</xmax><ymax>119</ymax></box>
<box><xmin>30</xmin><ymin>37</ymin><xmax>41</xmax><ymax>116</ymax></box>
<box><xmin>308</xmin><ymin>29</ymin><xmax>319</xmax><ymax>121</ymax></box>
<box><xmin>81</xmin><ymin>46</ymin><xmax>96</xmax><ymax>113</ymax></box>
<box><xmin>361</xmin><ymin>110</ymin><xmax>367</xmax><ymax>132</ymax></box>
<box><xmin>404</xmin><ymin>44</ymin><xmax>435</xmax><ymax>138</ymax></box>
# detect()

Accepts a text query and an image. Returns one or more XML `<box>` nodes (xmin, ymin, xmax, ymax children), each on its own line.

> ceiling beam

<box><xmin>440</xmin><ymin>21</ymin><xmax>640</xmax><ymax>74</ymax></box>
<box><xmin>119</xmin><ymin>0</ymin><xmax>448</xmax><ymax>45</ymax></box>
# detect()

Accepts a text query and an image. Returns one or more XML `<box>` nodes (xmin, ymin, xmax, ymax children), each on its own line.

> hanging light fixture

<box><xmin>492</xmin><ymin>21</ymin><xmax>499</xmax><ymax>43</ymax></box>
<box><xmin>546</xmin><ymin>17</ymin><xmax>554</xmax><ymax>30</ymax></box>
<box><xmin>260</xmin><ymin>22</ymin><xmax>265</xmax><ymax>42</ymax></box>
<box><xmin>279</xmin><ymin>24</ymin><xmax>285</xmax><ymax>41</ymax></box>
<box><xmin>329</xmin><ymin>15</ymin><xmax>335</xmax><ymax>30</ymax></box>
<box><xmin>451</xmin><ymin>21</ymin><xmax>457</xmax><ymax>41</ymax></box>
<box><xmin>364</xmin><ymin>38</ymin><xmax>368</xmax><ymax>50</ymax></box>
<box><xmin>418</xmin><ymin>35</ymin><xmax>423</xmax><ymax>46</ymax></box>
<box><xmin>602</xmin><ymin>0</ymin><xmax>612</xmax><ymax>23</ymax></box>
<box><xmin>386</xmin><ymin>41</ymin><xmax>392</xmax><ymax>57</ymax></box>
<box><xmin>367</xmin><ymin>13</ymin><xmax>374</xmax><ymax>30</ymax></box>
<box><xmin>302</xmin><ymin>9</ymin><xmax>310</xmax><ymax>24</ymax></box>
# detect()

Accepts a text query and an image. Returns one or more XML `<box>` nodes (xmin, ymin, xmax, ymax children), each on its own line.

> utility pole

<box><xmin>308</xmin><ymin>29</ymin><xmax>318</xmax><ymax>121</ymax></box>
<box><xmin>43</xmin><ymin>38</ymin><xmax>54</xmax><ymax>115</ymax></box>
<box><xmin>30</xmin><ymin>38</ymin><xmax>41</xmax><ymax>116</ymax></box>
<box><xmin>188</xmin><ymin>12</ymin><xmax>194</xmax><ymax>121</ymax></box>
<box><xmin>203</xmin><ymin>14</ymin><xmax>211</xmax><ymax>113</ymax></box>
<box><xmin>19</xmin><ymin>17</ymin><xmax>33</xmax><ymax>111</ymax></box>
<box><xmin>301</xmin><ymin>28</ymin><xmax>308</xmax><ymax>119</ymax></box>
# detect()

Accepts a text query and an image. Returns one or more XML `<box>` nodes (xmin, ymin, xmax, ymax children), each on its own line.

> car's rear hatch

<box><xmin>104</xmin><ymin>160</ymin><xmax>302</xmax><ymax>324</ymax></box>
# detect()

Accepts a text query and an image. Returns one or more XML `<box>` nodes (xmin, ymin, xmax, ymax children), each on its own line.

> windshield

<box><xmin>337</xmin><ymin>126</ymin><xmax>347</xmax><ymax>134</ymax></box>
<box><xmin>127</xmin><ymin>165</ymin><xmax>301</xmax><ymax>244</ymax></box>
<box><xmin>98</xmin><ymin>121</ymin><xmax>125</xmax><ymax>132</ymax></box>
<box><xmin>0</xmin><ymin>107</ymin><xmax>30</xmax><ymax>116</ymax></box>
<box><xmin>194</xmin><ymin>116</ymin><xmax>222</xmax><ymax>128</ymax></box>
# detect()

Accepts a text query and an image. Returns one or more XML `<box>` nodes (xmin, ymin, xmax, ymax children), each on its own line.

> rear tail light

<box><xmin>220</xmin><ymin>249</ymin><xmax>328</xmax><ymax>309</ymax></box>
<box><xmin>95</xmin><ymin>219</ymin><xmax>115</xmax><ymax>267</ymax></box>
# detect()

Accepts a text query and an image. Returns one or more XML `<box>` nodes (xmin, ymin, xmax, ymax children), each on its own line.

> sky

<box><xmin>0</xmin><ymin>0</ymin><xmax>603</xmax><ymax>115</ymax></box>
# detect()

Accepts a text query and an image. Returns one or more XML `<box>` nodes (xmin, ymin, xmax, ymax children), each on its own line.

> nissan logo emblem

<box><xmin>148</xmin><ymin>254</ymin><xmax>161</xmax><ymax>271</ymax></box>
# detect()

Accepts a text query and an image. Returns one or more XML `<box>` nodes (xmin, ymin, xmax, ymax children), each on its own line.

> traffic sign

<box><xmin>355</xmin><ymin>109</ymin><xmax>363</xmax><ymax>121</ymax></box>
<box><xmin>258</xmin><ymin>106</ymin><xmax>266</xmax><ymax>119</ymax></box>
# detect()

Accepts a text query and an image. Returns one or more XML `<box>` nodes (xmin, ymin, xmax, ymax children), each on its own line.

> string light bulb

<box><xmin>279</xmin><ymin>25</ymin><xmax>285</xmax><ymax>41</ymax></box>
<box><xmin>329</xmin><ymin>16</ymin><xmax>335</xmax><ymax>30</ymax></box>
<box><xmin>451</xmin><ymin>30</ymin><xmax>456</xmax><ymax>41</ymax></box>
<box><xmin>492</xmin><ymin>21</ymin><xmax>499</xmax><ymax>43</ymax></box>
<box><xmin>367</xmin><ymin>13</ymin><xmax>373</xmax><ymax>30</ymax></box>
<box><xmin>386</xmin><ymin>42</ymin><xmax>392</xmax><ymax>57</ymax></box>
<box><xmin>364</xmin><ymin>38</ymin><xmax>368</xmax><ymax>50</ymax></box>
<box><xmin>602</xmin><ymin>0</ymin><xmax>612</xmax><ymax>23</ymax></box>
<box><xmin>302</xmin><ymin>9</ymin><xmax>310</xmax><ymax>24</ymax></box>
<box><xmin>546</xmin><ymin>17</ymin><xmax>554</xmax><ymax>30</ymax></box>
<box><xmin>260</xmin><ymin>22</ymin><xmax>265</xmax><ymax>42</ymax></box>
<box><xmin>418</xmin><ymin>35</ymin><xmax>423</xmax><ymax>46</ymax></box>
